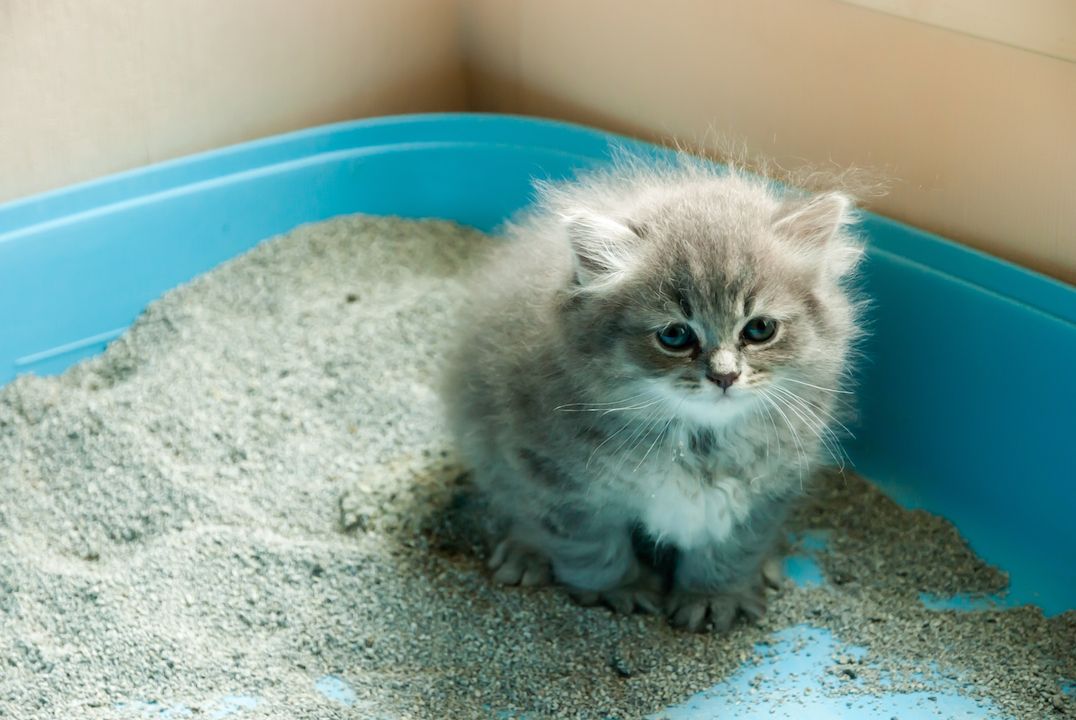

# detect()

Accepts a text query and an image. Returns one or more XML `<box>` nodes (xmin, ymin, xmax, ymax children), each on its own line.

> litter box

<box><xmin>1</xmin><ymin>113</ymin><xmax>1073</xmax><ymax>718</ymax></box>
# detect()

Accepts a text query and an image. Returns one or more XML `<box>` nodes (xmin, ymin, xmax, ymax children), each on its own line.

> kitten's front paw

<box><xmin>488</xmin><ymin>539</ymin><xmax>551</xmax><ymax>587</ymax></box>
<box><xmin>568</xmin><ymin>566</ymin><xmax>664</xmax><ymax>615</ymax></box>
<box><xmin>666</xmin><ymin>586</ymin><xmax>766</xmax><ymax>633</ymax></box>
<box><xmin>761</xmin><ymin>556</ymin><xmax>784</xmax><ymax>589</ymax></box>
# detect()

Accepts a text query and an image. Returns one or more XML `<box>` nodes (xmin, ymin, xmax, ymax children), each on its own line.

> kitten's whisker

<box><xmin>607</xmin><ymin>407</ymin><xmax>664</xmax><ymax>475</ymax></box>
<box><xmin>769</xmin><ymin>386</ymin><xmax>852</xmax><ymax>469</ymax></box>
<box><xmin>755</xmin><ymin>395</ymin><xmax>781</xmax><ymax>460</ymax></box>
<box><xmin>623</xmin><ymin>410</ymin><xmax>669</xmax><ymax>474</ymax></box>
<box><xmin>779</xmin><ymin>389</ymin><xmax>852</xmax><ymax>441</ymax></box>
<box><xmin>758</xmin><ymin>390</ymin><xmax>806</xmax><ymax>488</ymax></box>
<box><xmin>780</xmin><ymin>377</ymin><xmax>853</xmax><ymax>395</ymax></box>
<box><xmin>770</xmin><ymin>390</ymin><xmax>839</xmax><ymax>465</ymax></box>
<box><xmin>557</xmin><ymin>397</ymin><xmax>663</xmax><ymax>415</ymax></box>
<box><xmin>597</xmin><ymin>398</ymin><xmax>663</xmax><ymax>416</ymax></box>
<box><xmin>585</xmin><ymin>399</ymin><xmax>663</xmax><ymax>469</ymax></box>
<box><xmin>634</xmin><ymin>420</ymin><xmax>669</xmax><ymax>471</ymax></box>
<box><xmin>773</xmin><ymin>385</ymin><xmax>857</xmax><ymax>440</ymax></box>
<box><xmin>635</xmin><ymin>396</ymin><xmax>685</xmax><ymax>471</ymax></box>
<box><xmin>768</xmin><ymin>391</ymin><xmax>828</xmax><ymax>463</ymax></box>
<box><xmin>554</xmin><ymin>391</ymin><xmax>653</xmax><ymax>412</ymax></box>
<box><xmin>611</xmin><ymin>405</ymin><xmax>669</xmax><ymax>477</ymax></box>
<box><xmin>555</xmin><ymin>393</ymin><xmax>645</xmax><ymax>408</ymax></box>
<box><xmin>769</xmin><ymin>388</ymin><xmax>849</xmax><ymax>472</ymax></box>
<box><xmin>585</xmin><ymin>416</ymin><xmax>639</xmax><ymax>470</ymax></box>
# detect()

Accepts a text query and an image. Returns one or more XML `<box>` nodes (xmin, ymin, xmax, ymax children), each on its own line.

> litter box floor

<box><xmin>0</xmin><ymin>215</ymin><xmax>1071</xmax><ymax>720</ymax></box>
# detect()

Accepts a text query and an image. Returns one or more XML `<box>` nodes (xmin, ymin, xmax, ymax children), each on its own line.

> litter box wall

<box><xmin>1</xmin><ymin>114</ymin><xmax>1073</xmax><ymax>619</ymax></box>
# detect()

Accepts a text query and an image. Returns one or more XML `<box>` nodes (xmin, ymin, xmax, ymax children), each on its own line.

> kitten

<box><xmin>444</xmin><ymin>154</ymin><xmax>864</xmax><ymax>632</ymax></box>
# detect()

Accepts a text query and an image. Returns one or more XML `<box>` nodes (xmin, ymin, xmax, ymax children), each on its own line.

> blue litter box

<box><xmin>1</xmin><ymin>113</ymin><xmax>1073</xmax><ymax>718</ymax></box>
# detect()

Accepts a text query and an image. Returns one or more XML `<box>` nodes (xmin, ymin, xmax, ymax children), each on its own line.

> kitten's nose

<box><xmin>707</xmin><ymin>371</ymin><xmax>740</xmax><ymax>390</ymax></box>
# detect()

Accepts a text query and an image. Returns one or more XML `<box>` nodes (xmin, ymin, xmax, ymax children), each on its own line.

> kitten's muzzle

<box><xmin>706</xmin><ymin>371</ymin><xmax>740</xmax><ymax>391</ymax></box>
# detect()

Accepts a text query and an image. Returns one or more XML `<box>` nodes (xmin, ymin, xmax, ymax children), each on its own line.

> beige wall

<box><xmin>3</xmin><ymin>1</ymin><xmax>1073</xmax><ymax>283</ymax></box>
<box><xmin>461</xmin><ymin>0</ymin><xmax>1076</xmax><ymax>284</ymax></box>
<box><xmin>0</xmin><ymin>0</ymin><xmax>465</xmax><ymax>202</ymax></box>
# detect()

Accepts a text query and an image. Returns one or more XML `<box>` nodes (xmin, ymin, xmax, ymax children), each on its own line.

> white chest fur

<box><xmin>637</xmin><ymin>472</ymin><xmax>754</xmax><ymax>550</ymax></box>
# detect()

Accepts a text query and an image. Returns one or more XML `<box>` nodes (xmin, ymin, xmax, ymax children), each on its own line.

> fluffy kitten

<box><xmin>444</xmin><ymin>154</ymin><xmax>864</xmax><ymax>632</ymax></box>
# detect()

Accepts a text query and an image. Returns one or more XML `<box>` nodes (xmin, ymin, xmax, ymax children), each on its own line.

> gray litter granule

<box><xmin>0</xmin><ymin>215</ymin><xmax>1072</xmax><ymax>720</ymax></box>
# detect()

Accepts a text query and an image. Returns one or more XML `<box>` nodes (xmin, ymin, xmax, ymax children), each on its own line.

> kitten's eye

<box><xmin>742</xmin><ymin>317</ymin><xmax>778</xmax><ymax>344</ymax></box>
<box><xmin>656</xmin><ymin>323</ymin><xmax>697</xmax><ymax>351</ymax></box>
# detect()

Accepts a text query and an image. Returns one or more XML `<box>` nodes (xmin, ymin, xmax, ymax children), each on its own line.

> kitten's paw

<box><xmin>761</xmin><ymin>556</ymin><xmax>784</xmax><ymax>590</ymax></box>
<box><xmin>666</xmin><ymin>587</ymin><xmax>766</xmax><ymax>633</ymax></box>
<box><xmin>568</xmin><ymin>567</ymin><xmax>664</xmax><ymax>615</ymax></box>
<box><xmin>488</xmin><ymin>539</ymin><xmax>551</xmax><ymax>587</ymax></box>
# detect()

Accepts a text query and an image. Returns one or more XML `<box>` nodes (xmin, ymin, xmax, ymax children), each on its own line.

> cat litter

<box><xmin>0</xmin><ymin>215</ymin><xmax>1072</xmax><ymax>719</ymax></box>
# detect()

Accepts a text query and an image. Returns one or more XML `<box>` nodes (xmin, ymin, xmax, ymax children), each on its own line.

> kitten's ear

<box><xmin>560</xmin><ymin>209</ymin><xmax>642</xmax><ymax>287</ymax></box>
<box><xmin>774</xmin><ymin>192</ymin><xmax>863</xmax><ymax>278</ymax></box>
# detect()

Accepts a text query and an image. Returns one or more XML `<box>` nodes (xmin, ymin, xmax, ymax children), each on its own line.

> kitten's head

<box><xmin>549</xmin><ymin>167</ymin><xmax>865</xmax><ymax>425</ymax></box>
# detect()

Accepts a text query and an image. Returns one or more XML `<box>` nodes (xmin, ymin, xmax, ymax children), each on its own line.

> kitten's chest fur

<box><xmin>618</xmin><ymin>424</ymin><xmax>772</xmax><ymax>550</ymax></box>
<box><xmin>637</xmin><ymin>470</ymin><xmax>754</xmax><ymax>550</ymax></box>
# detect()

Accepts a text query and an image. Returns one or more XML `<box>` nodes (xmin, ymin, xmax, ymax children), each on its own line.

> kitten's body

<box><xmin>445</xmin><ymin>157</ymin><xmax>863</xmax><ymax>631</ymax></box>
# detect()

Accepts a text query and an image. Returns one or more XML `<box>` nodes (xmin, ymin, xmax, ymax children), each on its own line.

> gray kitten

<box><xmin>444</xmin><ymin>154</ymin><xmax>864</xmax><ymax>632</ymax></box>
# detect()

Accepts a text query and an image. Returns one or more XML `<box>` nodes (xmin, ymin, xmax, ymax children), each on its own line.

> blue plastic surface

<box><xmin>651</xmin><ymin>625</ymin><xmax>1002</xmax><ymax>719</ymax></box>
<box><xmin>1</xmin><ymin>113</ymin><xmax>1073</xmax><ymax>715</ymax></box>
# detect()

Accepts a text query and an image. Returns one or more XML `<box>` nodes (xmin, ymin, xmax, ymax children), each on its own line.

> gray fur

<box><xmin>443</xmin><ymin>154</ymin><xmax>865</xmax><ymax>632</ymax></box>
